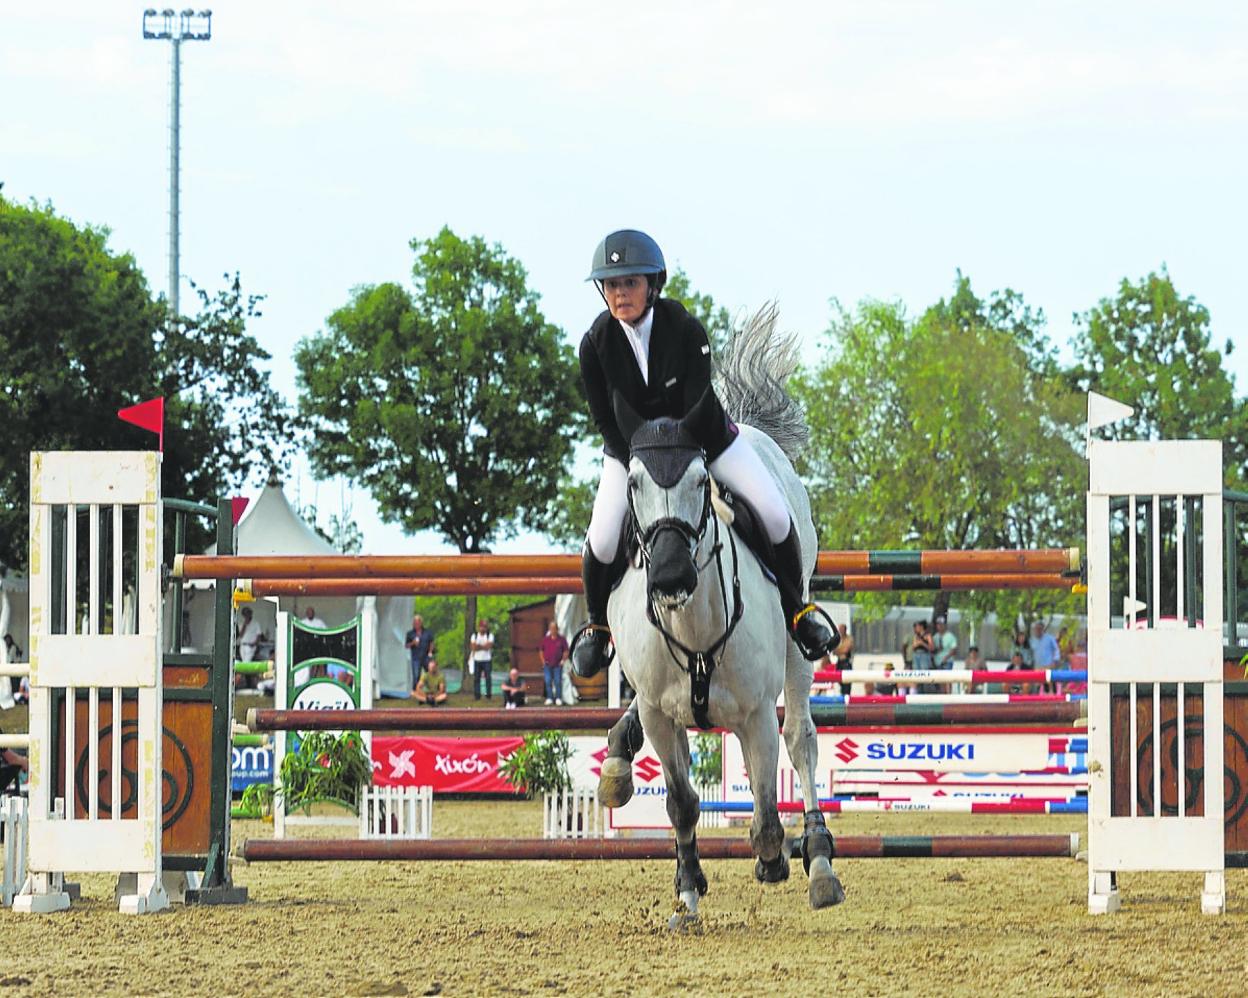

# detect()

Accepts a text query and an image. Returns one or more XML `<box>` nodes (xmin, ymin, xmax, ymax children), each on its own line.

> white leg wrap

<box><xmin>709</xmin><ymin>435</ymin><xmax>791</xmax><ymax>544</ymax></box>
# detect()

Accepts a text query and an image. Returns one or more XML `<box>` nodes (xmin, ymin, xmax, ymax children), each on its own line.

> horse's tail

<box><xmin>713</xmin><ymin>302</ymin><xmax>809</xmax><ymax>461</ymax></box>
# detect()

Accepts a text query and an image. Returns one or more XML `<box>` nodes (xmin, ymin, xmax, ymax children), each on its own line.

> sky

<box><xmin>4</xmin><ymin>1</ymin><xmax>1246</xmax><ymax>554</ymax></box>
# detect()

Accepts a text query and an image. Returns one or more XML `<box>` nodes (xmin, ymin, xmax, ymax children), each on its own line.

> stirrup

<box><xmin>570</xmin><ymin>623</ymin><xmax>615</xmax><ymax>678</ymax></box>
<box><xmin>790</xmin><ymin>603</ymin><xmax>837</xmax><ymax>661</ymax></box>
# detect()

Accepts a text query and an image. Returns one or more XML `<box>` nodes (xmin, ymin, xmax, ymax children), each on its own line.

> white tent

<box><xmin>177</xmin><ymin>478</ymin><xmax>413</xmax><ymax>697</ymax></box>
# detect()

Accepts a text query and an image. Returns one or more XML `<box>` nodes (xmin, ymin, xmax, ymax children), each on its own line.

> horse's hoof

<box><xmin>597</xmin><ymin>757</ymin><xmax>634</xmax><ymax>808</ymax></box>
<box><xmin>808</xmin><ymin>856</ymin><xmax>846</xmax><ymax>909</ymax></box>
<box><xmin>754</xmin><ymin>853</ymin><xmax>790</xmax><ymax>884</ymax></box>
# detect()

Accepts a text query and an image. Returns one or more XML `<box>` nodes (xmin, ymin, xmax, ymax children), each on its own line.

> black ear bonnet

<box><xmin>628</xmin><ymin>418</ymin><xmax>703</xmax><ymax>487</ymax></box>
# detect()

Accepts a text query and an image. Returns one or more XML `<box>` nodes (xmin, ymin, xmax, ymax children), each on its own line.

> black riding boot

<box><xmin>772</xmin><ymin>522</ymin><xmax>838</xmax><ymax>661</ymax></box>
<box><xmin>571</xmin><ymin>547</ymin><xmax>617</xmax><ymax>679</ymax></box>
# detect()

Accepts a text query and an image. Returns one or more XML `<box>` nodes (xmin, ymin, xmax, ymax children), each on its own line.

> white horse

<box><xmin>597</xmin><ymin>307</ymin><xmax>844</xmax><ymax>928</ymax></box>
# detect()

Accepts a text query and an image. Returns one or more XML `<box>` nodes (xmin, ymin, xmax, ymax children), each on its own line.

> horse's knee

<box><xmin>607</xmin><ymin>705</ymin><xmax>645</xmax><ymax>760</ymax></box>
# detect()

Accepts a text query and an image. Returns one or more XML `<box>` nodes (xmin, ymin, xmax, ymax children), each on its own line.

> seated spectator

<box><xmin>964</xmin><ymin>645</ymin><xmax>982</xmax><ymax>692</ymax></box>
<box><xmin>414</xmin><ymin>658</ymin><xmax>448</xmax><ymax>706</ymax></box>
<box><xmin>1064</xmin><ymin>635</ymin><xmax>1089</xmax><ymax>696</ymax></box>
<box><xmin>1006</xmin><ymin>649</ymin><xmax>1029</xmax><ymax>694</ymax></box>
<box><xmin>0</xmin><ymin>735</ymin><xmax>28</xmax><ymax>794</ymax></box>
<box><xmin>501</xmin><ymin>667</ymin><xmax>527</xmax><ymax>710</ymax></box>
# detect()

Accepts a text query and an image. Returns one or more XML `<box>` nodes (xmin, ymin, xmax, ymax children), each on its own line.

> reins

<box><xmin>631</xmin><ymin>481</ymin><xmax>744</xmax><ymax>730</ymax></box>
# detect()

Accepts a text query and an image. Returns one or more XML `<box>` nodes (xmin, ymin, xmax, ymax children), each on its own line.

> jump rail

<box><xmin>232</xmin><ymin>572</ymin><xmax>1080</xmax><ymax>598</ymax></box>
<box><xmin>175</xmin><ymin>547</ymin><xmax>1080</xmax><ymax>580</ymax></box>
<box><xmin>813</xmin><ymin>669</ymin><xmax>1086</xmax><ymax>685</ymax></box>
<box><xmin>247</xmin><ymin>702</ymin><xmax>1085</xmax><ymax>733</ymax></box>
<box><xmin>241</xmin><ymin>833</ymin><xmax>1081</xmax><ymax>863</ymax></box>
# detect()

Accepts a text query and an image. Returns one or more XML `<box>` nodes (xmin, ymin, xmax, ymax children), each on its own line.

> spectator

<box><xmin>470</xmin><ymin>619</ymin><xmax>495</xmax><ymax>700</ymax></box>
<box><xmin>1011</xmin><ymin>628</ymin><xmax>1034</xmax><ymax>670</ymax></box>
<box><xmin>501</xmin><ymin>667</ymin><xmax>527</xmax><ymax>709</ymax></box>
<box><xmin>405</xmin><ymin>615</ymin><xmax>435</xmax><ymax>695</ymax></box>
<box><xmin>1006</xmin><ymin>649</ymin><xmax>1028</xmax><ymax>693</ymax></box>
<box><xmin>539</xmin><ymin>621</ymin><xmax>569</xmax><ymax>706</ymax></box>
<box><xmin>833</xmin><ymin>623</ymin><xmax>854</xmax><ymax>670</ymax></box>
<box><xmin>1064</xmin><ymin>634</ymin><xmax>1089</xmax><ymax>696</ymax></box>
<box><xmin>3</xmin><ymin>633</ymin><xmax>23</xmax><ymax>698</ymax></box>
<box><xmin>964</xmin><ymin>645</ymin><xmax>982</xmax><ymax>692</ymax></box>
<box><xmin>236</xmin><ymin>607</ymin><xmax>262</xmax><ymax>663</ymax></box>
<box><xmin>414</xmin><ymin>658</ymin><xmax>448</xmax><ymax>706</ymax></box>
<box><xmin>302</xmin><ymin>606</ymin><xmax>327</xmax><ymax>629</ymax></box>
<box><xmin>911</xmin><ymin>619</ymin><xmax>935</xmax><ymax>693</ymax></box>
<box><xmin>0</xmin><ymin>732</ymin><xmax>28</xmax><ymax>794</ymax></box>
<box><xmin>1029</xmin><ymin>620</ymin><xmax>1061</xmax><ymax>693</ymax></box>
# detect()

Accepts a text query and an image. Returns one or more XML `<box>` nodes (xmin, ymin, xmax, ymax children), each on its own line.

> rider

<box><xmin>571</xmin><ymin>228</ymin><xmax>837</xmax><ymax>678</ymax></box>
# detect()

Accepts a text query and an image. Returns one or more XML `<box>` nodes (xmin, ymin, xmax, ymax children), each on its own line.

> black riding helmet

<box><xmin>588</xmin><ymin>229</ymin><xmax>667</xmax><ymax>309</ymax></box>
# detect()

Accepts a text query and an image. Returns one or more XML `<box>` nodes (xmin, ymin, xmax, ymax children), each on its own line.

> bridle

<box><xmin>627</xmin><ymin>450</ymin><xmax>744</xmax><ymax>730</ymax></box>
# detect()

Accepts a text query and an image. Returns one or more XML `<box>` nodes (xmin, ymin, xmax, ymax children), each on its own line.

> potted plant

<box><xmin>238</xmin><ymin>731</ymin><xmax>373</xmax><ymax>822</ymax></box>
<box><xmin>499</xmin><ymin>731</ymin><xmax>585</xmax><ymax>835</ymax></box>
<box><xmin>691</xmin><ymin>731</ymin><xmax>725</xmax><ymax>826</ymax></box>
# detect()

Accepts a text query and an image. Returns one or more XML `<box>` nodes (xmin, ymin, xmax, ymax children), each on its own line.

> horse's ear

<box><xmin>680</xmin><ymin>387</ymin><xmax>719</xmax><ymax>450</ymax></box>
<box><xmin>613</xmin><ymin>391</ymin><xmax>644</xmax><ymax>447</ymax></box>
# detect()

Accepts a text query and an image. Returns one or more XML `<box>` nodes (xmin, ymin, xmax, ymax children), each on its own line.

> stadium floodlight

<box><xmin>142</xmin><ymin>8</ymin><xmax>213</xmax><ymax>316</ymax></box>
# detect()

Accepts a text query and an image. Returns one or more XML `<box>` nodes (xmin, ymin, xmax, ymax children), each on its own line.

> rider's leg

<box><xmin>709</xmin><ymin>435</ymin><xmax>836</xmax><ymax>660</ymax></box>
<box><xmin>572</xmin><ymin>456</ymin><xmax>629</xmax><ymax>678</ymax></box>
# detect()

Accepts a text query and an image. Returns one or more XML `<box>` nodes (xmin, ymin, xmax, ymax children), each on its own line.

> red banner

<box><xmin>372</xmin><ymin>736</ymin><xmax>525</xmax><ymax>795</ymax></box>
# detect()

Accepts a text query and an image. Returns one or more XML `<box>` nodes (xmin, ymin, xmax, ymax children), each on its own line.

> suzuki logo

<box><xmin>834</xmin><ymin>737</ymin><xmax>859</xmax><ymax>764</ymax></box>
<box><xmin>634</xmin><ymin>756</ymin><xmax>663</xmax><ymax>784</ymax></box>
<box><xmin>388</xmin><ymin>750</ymin><xmax>416</xmax><ymax>779</ymax></box>
<box><xmin>589</xmin><ymin>746</ymin><xmax>610</xmax><ymax>778</ymax></box>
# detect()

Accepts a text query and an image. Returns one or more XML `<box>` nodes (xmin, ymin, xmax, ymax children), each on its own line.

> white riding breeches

<box><xmin>585</xmin><ymin>434</ymin><xmax>791</xmax><ymax>564</ymax></box>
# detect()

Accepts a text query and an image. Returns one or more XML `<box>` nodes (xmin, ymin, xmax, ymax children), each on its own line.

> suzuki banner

<box><xmin>372</xmin><ymin>736</ymin><xmax>525</xmax><ymax>794</ymax></box>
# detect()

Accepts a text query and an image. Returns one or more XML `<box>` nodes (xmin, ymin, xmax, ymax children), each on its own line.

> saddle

<box><xmin>708</xmin><ymin>479</ymin><xmax>778</xmax><ymax>588</ymax></box>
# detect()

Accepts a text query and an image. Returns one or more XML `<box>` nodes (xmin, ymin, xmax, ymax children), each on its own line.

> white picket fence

<box><xmin>358</xmin><ymin>785</ymin><xmax>432</xmax><ymax>840</ymax></box>
<box><xmin>543</xmin><ymin>788</ymin><xmax>605</xmax><ymax>839</ymax></box>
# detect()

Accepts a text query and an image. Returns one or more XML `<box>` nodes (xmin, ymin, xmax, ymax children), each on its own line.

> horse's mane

<box><xmin>712</xmin><ymin>302</ymin><xmax>809</xmax><ymax>461</ymax></box>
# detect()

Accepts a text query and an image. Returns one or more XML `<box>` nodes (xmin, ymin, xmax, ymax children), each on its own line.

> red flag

<box><xmin>230</xmin><ymin>497</ymin><xmax>250</xmax><ymax>525</ymax></box>
<box><xmin>117</xmin><ymin>397</ymin><xmax>165</xmax><ymax>452</ymax></box>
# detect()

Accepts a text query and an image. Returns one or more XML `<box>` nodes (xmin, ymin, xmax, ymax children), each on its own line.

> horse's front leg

<box><xmin>637</xmin><ymin>700</ymin><xmax>706</xmax><ymax>931</ymax></box>
<box><xmin>782</xmin><ymin>645</ymin><xmax>846</xmax><ymax>909</ymax></box>
<box><xmin>738</xmin><ymin>706</ymin><xmax>788</xmax><ymax>884</ymax></box>
<box><xmin>598</xmin><ymin>699</ymin><xmax>644</xmax><ymax>807</ymax></box>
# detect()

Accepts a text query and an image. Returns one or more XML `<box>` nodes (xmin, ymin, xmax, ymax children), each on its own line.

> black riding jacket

<box><xmin>579</xmin><ymin>298</ymin><xmax>736</xmax><ymax>463</ymax></box>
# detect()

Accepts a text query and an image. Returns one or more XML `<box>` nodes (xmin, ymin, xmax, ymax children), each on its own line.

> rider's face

<box><xmin>602</xmin><ymin>275</ymin><xmax>650</xmax><ymax>324</ymax></box>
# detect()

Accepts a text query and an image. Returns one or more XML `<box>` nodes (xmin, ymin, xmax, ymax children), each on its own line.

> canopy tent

<box><xmin>176</xmin><ymin>477</ymin><xmax>413</xmax><ymax>698</ymax></box>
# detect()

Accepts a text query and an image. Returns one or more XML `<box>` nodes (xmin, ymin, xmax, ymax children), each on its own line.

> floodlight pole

<box><xmin>142</xmin><ymin>8</ymin><xmax>213</xmax><ymax>318</ymax></box>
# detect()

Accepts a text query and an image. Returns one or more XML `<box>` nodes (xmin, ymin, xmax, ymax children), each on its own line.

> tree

<box><xmin>793</xmin><ymin>275</ymin><xmax>1086</xmax><ymax>629</ymax></box>
<box><xmin>0</xmin><ymin>197</ymin><xmax>292</xmax><ymax>570</ymax></box>
<box><xmin>1069</xmin><ymin>268</ymin><xmax>1248</xmax><ymax>489</ymax></box>
<box><xmin>295</xmin><ymin>226</ymin><xmax>584</xmax><ymax>651</ymax></box>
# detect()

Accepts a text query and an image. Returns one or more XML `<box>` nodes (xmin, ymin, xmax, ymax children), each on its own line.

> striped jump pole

<box><xmin>174</xmin><ymin>547</ymin><xmax>1081</xmax><ymax>580</ymax></box>
<box><xmin>703</xmin><ymin>798</ymin><xmax>1088</xmax><ymax>815</ymax></box>
<box><xmin>809</xmin><ymin>694</ymin><xmax>1085</xmax><ymax>706</ymax></box>
<box><xmin>234</xmin><ymin>573</ymin><xmax>1079</xmax><ymax>598</ymax></box>
<box><xmin>241</xmin><ymin>833</ymin><xmax>1081</xmax><ymax>863</ymax></box>
<box><xmin>246</xmin><ymin>700</ymin><xmax>1085</xmax><ymax>734</ymax></box>
<box><xmin>813</xmin><ymin>669</ymin><xmax>1087</xmax><ymax>686</ymax></box>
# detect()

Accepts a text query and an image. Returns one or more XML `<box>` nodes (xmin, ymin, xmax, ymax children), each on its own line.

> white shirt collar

<box><xmin>618</xmin><ymin>307</ymin><xmax>654</xmax><ymax>385</ymax></box>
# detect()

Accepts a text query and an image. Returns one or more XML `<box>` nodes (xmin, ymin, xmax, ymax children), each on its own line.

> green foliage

<box><xmin>542</xmin><ymin>476</ymin><xmax>596</xmax><ymax>551</ymax></box>
<box><xmin>410</xmin><ymin>593</ymin><xmax>522</xmax><ymax>672</ymax></box>
<box><xmin>498</xmin><ymin>730</ymin><xmax>572</xmax><ymax>797</ymax></box>
<box><xmin>0</xmin><ymin>196</ymin><xmax>293</xmax><ymax>569</ymax></box>
<box><xmin>793</xmin><ymin>274</ymin><xmax>1086</xmax><ymax>624</ymax></box>
<box><xmin>278</xmin><ymin>731</ymin><xmax>373</xmax><ymax>815</ymax></box>
<box><xmin>1069</xmin><ymin>268</ymin><xmax>1247</xmax><ymax>490</ymax></box>
<box><xmin>690</xmin><ymin>732</ymin><xmax>723</xmax><ymax>787</ymax></box>
<box><xmin>295</xmin><ymin>226</ymin><xmax>585</xmax><ymax>554</ymax></box>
